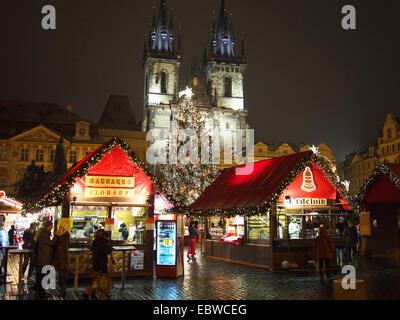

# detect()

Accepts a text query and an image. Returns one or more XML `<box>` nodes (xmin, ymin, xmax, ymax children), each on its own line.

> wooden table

<box><xmin>2</xmin><ymin>245</ymin><xmax>18</xmax><ymax>290</ymax></box>
<box><xmin>112</xmin><ymin>246</ymin><xmax>136</xmax><ymax>289</ymax></box>
<box><xmin>68</xmin><ymin>247</ymin><xmax>90</xmax><ymax>293</ymax></box>
<box><xmin>8</xmin><ymin>249</ymin><xmax>31</xmax><ymax>296</ymax></box>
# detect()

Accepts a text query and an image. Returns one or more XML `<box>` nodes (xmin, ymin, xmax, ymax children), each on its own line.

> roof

<box><xmin>0</xmin><ymin>100</ymin><xmax>98</xmax><ymax>140</ymax></box>
<box><xmin>357</xmin><ymin>163</ymin><xmax>400</xmax><ymax>205</ymax></box>
<box><xmin>36</xmin><ymin>136</ymin><xmax>176</xmax><ymax>210</ymax></box>
<box><xmin>191</xmin><ymin>151</ymin><xmax>350</xmax><ymax>214</ymax></box>
<box><xmin>98</xmin><ymin>95</ymin><xmax>138</xmax><ymax>131</ymax></box>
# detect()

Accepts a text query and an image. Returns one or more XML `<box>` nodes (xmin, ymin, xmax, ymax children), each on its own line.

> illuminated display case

<box><xmin>70</xmin><ymin>206</ymin><xmax>107</xmax><ymax>239</ymax></box>
<box><xmin>156</xmin><ymin>220</ymin><xmax>177</xmax><ymax>266</ymax></box>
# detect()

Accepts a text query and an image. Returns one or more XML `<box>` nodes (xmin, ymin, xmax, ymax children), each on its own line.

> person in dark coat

<box><xmin>82</xmin><ymin>229</ymin><xmax>115</xmax><ymax>300</ymax></box>
<box><xmin>22</xmin><ymin>222</ymin><xmax>37</xmax><ymax>281</ymax></box>
<box><xmin>334</xmin><ymin>228</ymin><xmax>345</xmax><ymax>267</ymax></box>
<box><xmin>8</xmin><ymin>225</ymin><xmax>16</xmax><ymax>246</ymax></box>
<box><xmin>34</xmin><ymin>221</ymin><xmax>57</xmax><ymax>299</ymax></box>
<box><xmin>53</xmin><ymin>225</ymin><xmax>70</xmax><ymax>298</ymax></box>
<box><xmin>344</xmin><ymin>220</ymin><xmax>358</xmax><ymax>265</ymax></box>
<box><xmin>315</xmin><ymin>225</ymin><xmax>335</xmax><ymax>279</ymax></box>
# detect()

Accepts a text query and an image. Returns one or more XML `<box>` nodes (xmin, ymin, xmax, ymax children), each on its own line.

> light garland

<box><xmin>353</xmin><ymin>163</ymin><xmax>400</xmax><ymax>212</ymax></box>
<box><xmin>25</xmin><ymin>137</ymin><xmax>181</xmax><ymax>212</ymax></box>
<box><xmin>188</xmin><ymin>152</ymin><xmax>355</xmax><ymax>218</ymax></box>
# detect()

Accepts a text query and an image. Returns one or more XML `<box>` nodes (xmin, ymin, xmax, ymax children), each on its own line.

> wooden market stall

<box><xmin>357</xmin><ymin>163</ymin><xmax>400</xmax><ymax>266</ymax></box>
<box><xmin>190</xmin><ymin>151</ymin><xmax>352</xmax><ymax>270</ymax></box>
<box><xmin>37</xmin><ymin>136</ymin><xmax>182</xmax><ymax>279</ymax></box>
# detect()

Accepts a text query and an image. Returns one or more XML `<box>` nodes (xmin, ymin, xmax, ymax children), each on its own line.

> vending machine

<box><xmin>155</xmin><ymin>213</ymin><xmax>184</xmax><ymax>278</ymax></box>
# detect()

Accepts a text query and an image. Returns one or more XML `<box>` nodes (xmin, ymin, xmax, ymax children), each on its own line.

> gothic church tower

<box><xmin>142</xmin><ymin>0</ymin><xmax>182</xmax><ymax>131</ymax></box>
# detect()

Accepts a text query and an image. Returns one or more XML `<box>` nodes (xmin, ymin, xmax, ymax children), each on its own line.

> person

<box><xmin>288</xmin><ymin>218</ymin><xmax>300</xmax><ymax>239</ymax></box>
<box><xmin>8</xmin><ymin>225</ymin><xmax>16</xmax><ymax>246</ymax></box>
<box><xmin>34</xmin><ymin>221</ymin><xmax>57</xmax><ymax>299</ymax></box>
<box><xmin>0</xmin><ymin>222</ymin><xmax>10</xmax><ymax>280</ymax></box>
<box><xmin>53</xmin><ymin>225</ymin><xmax>70</xmax><ymax>298</ymax></box>
<box><xmin>22</xmin><ymin>222</ymin><xmax>37</xmax><ymax>282</ymax></box>
<box><xmin>82</xmin><ymin>229</ymin><xmax>115</xmax><ymax>300</ymax></box>
<box><xmin>344</xmin><ymin>220</ymin><xmax>358</xmax><ymax>265</ymax></box>
<box><xmin>187</xmin><ymin>221</ymin><xmax>198</xmax><ymax>260</ymax></box>
<box><xmin>334</xmin><ymin>228</ymin><xmax>345</xmax><ymax>267</ymax></box>
<box><xmin>314</xmin><ymin>225</ymin><xmax>335</xmax><ymax>280</ymax></box>
<box><xmin>118</xmin><ymin>223</ymin><xmax>129</xmax><ymax>241</ymax></box>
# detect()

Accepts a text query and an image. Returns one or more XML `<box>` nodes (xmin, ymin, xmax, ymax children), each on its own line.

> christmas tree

<box><xmin>157</xmin><ymin>87</ymin><xmax>220</xmax><ymax>207</ymax></box>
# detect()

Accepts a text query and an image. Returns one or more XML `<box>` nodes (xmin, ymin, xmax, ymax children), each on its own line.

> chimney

<box><xmin>66</xmin><ymin>104</ymin><xmax>72</xmax><ymax>112</ymax></box>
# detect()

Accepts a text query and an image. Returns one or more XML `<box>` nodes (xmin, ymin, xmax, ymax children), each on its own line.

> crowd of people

<box><xmin>0</xmin><ymin>220</ymin><xmax>115</xmax><ymax>300</ymax></box>
<box><xmin>315</xmin><ymin>219</ymin><xmax>361</xmax><ymax>280</ymax></box>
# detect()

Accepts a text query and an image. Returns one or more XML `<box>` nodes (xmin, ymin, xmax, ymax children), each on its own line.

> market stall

<box><xmin>36</xmin><ymin>137</ymin><xmax>181</xmax><ymax>278</ymax></box>
<box><xmin>0</xmin><ymin>191</ymin><xmax>25</xmax><ymax>244</ymax></box>
<box><xmin>356</xmin><ymin>163</ymin><xmax>400</xmax><ymax>266</ymax></box>
<box><xmin>191</xmin><ymin>151</ymin><xmax>352</xmax><ymax>270</ymax></box>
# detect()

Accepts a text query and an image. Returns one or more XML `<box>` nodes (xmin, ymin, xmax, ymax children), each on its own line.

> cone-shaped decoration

<box><xmin>301</xmin><ymin>167</ymin><xmax>317</xmax><ymax>192</ymax></box>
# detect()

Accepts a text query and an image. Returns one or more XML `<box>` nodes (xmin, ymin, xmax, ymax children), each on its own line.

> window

<box><xmin>387</xmin><ymin>128</ymin><xmax>392</xmax><ymax>138</ymax></box>
<box><xmin>392</xmin><ymin>144</ymin><xmax>395</xmax><ymax>153</ymax></box>
<box><xmin>382</xmin><ymin>147</ymin><xmax>385</xmax><ymax>155</ymax></box>
<box><xmin>247</xmin><ymin>215</ymin><xmax>270</xmax><ymax>243</ymax></box>
<box><xmin>79</xmin><ymin>128</ymin><xmax>86</xmax><ymax>136</ymax></box>
<box><xmin>387</xmin><ymin>146</ymin><xmax>390</xmax><ymax>154</ymax></box>
<box><xmin>0</xmin><ymin>147</ymin><xmax>7</xmax><ymax>161</ymax></box>
<box><xmin>49</xmin><ymin>149</ymin><xmax>55</xmax><ymax>162</ymax></box>
<box><xmin>398</xmin><ymin>143</ymin><xmax>400</xmax><ymax>151</ymax></box>
<box><xmin>226</xmin><ymin>122</ymin><xmax>230</xmax><ymax>130</ymax></box>
<box><xmin>69</xmin><ymin>150</ymin><xmax>77</xmax><ymax>163</ymax></box>
<box><xmin>20</xmin><ymin>148</ymin><xmax>29</xmax><ymax>161</ymax></box>
<box><xmin>35</xmin><ymin>149</ymin><xmax>44</xmax><ymax>162</ymax></box>
<box><xmin>160</xmin><ymin>71</ymin><xmax>168</xmax><ymax>94</ymax></box>
<box><xmin>258</xmin><ymin>148</ymin><xmax>263</xmax><ymax>154</ymax></box>
<box><xmin>224</xmin><ymin>77</ymin><xmax>232</xmax><ymax>97</ymax></box>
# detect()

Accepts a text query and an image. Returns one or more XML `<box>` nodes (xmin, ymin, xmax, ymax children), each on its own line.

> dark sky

<box><xmin>1</xmin><ymin>0</ymin><xmax>399</xmax><ymax>161</ymax></box>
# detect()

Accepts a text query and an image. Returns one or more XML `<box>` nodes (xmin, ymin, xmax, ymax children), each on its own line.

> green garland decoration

<box><xmin>352</xmin><ymin>163</ymin><xmax>400</xmax><ymax>212</ymax></box>
<box><xmin>27</xmin><ymin>137</ymin><xmax>181</xmax><ymax>212</ymax></box>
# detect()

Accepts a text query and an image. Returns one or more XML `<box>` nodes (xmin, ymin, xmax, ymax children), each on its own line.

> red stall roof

<box><xmin>191</xmin><ymin>151</ymin><xmax>350</xmax><ymax>214</ymax></box>
<box><xmin>359</xmin><ymin>163</ymin><xmax>400</xmax><ymax>205</ymax></box>
<box><xmin>37</xmin><ymin>136</ymin><xmax>176</xmax><ymax>209</ymax></box>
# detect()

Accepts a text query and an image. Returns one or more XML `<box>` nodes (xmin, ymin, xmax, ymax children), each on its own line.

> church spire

<box><xmin>145</xmin><ymin>0</ymin><xmax>179</xmax><ymax>59</ymax></box>
<box><xmin>207</xmin><ymin>0</ymin><xmax>244</xmax><ymax>64</ymax></box>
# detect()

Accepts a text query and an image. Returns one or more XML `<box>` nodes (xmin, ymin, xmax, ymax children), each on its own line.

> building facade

<box><xmin>0</xmin><ymin>98</ymin><xmax>148</xmax><ymax>196</ymax></box>
<box><xmin>338</xmin><ymin>112</ymin><xmax>400</xmax><ymax>194</ymax></box>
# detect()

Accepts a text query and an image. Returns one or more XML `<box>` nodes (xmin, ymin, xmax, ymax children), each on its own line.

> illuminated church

<box><xmin>141</xmin><ymin>0</ymin><xmax>249</xmax><ymax>147</ymax></box>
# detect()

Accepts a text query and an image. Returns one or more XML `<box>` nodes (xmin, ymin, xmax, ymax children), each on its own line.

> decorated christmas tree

<box><xmin>157</xmin><ymin>87</ymin><xmax>220</xmax><ymax>207</ymax></box>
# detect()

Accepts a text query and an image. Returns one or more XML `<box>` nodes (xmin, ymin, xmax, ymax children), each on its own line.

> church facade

<box><xmin>141</xmin><ymin>0</ymin><xmax>248</xmax><ymax>154</ymax></box>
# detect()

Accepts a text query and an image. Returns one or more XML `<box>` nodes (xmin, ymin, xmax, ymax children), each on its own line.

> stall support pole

<box><xmin>17</xmin><ymin>253</ymin><xmax>23</xmax><ymax>296</ymax></box>
<box><xmin>121</xmin><ymin>251</ymin><xmax>126</xmax><ymax>289</ymax></box>
<box><xmin>74</xmin><ymin>254</ymin><xmax>79</xmax><ymax>294</ymax></box>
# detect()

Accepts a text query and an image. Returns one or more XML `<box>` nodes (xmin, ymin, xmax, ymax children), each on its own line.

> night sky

<box><xmin>1</xmin><ymin>0</ymin><xmax>399</xmax><ymax>161</ymax></box>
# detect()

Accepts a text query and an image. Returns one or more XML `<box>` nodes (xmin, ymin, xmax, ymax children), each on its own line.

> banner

<box><xmin>84</xmin><ymin>188</ymin><xmax>135</xmax><ymax>198</ymax></box>
<box><xmin>85</xmin><ymin>175</ymin><xmax>135</xmax><ymax>188</ymax></box>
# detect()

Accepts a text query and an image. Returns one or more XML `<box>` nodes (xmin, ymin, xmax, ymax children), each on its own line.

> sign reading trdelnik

<box><xmin>285</xmin><ymin>198</ymin><xmax>328</xmax><ymax>206</ymax></box>
<box><xmin>84</xmin><ymin>175</ymin><xmax>135</xmax><ymax>198</ymax></box>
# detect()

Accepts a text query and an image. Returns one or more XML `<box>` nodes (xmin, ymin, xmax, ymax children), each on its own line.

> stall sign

<box><xmin>85</xmin><ymin>176</ymin><xmax>135</xmax><ymax>188</ymax></box>
<box><xmin>58</xmin><ymin>218</ymin><xmax>73</xmax><ymax>233</ymax></box>
<box><xmin>146</xmin><ymin>217</ymin><xmax>155</xmax><ymax>230</ymax></box>
<box><xmin>131</xmin><ymin>250</ymin><xmax>144</xmax><ymax>270</ymax></box>
<box><xmin>284</xmin><ymin>198</ymin><xmax>327</xmax><ymax>206</ymax></box>
<box><xmin>84</xmin><ymin>175</ymin><xmax>135</xmax><ymax>198</ymax></box>
<box><xmin>359</xmin><ymin>212</ymin><xmax>371</xmax><ymax>236</ymax></box>
<box><xmin>105</xmin><ymin>218</ymin><xmax>115</xmax><ymax>231</ymax></box>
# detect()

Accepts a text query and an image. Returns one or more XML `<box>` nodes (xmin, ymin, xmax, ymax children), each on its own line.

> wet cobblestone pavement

<box><xmin>67</xmin><ymin>254</ymin><xmax>400</xmax><ymax>300</ymax></box>
<box><xmin>2</xmin><ymin>251</ymin><xmax>400</xmax><ymax>300</ymax></box>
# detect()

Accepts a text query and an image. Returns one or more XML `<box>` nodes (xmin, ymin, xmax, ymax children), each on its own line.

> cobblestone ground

<box><xmin>2</xmin><ymin>250</ymin><xmax>400</xmax><ymax>300</ymax></box>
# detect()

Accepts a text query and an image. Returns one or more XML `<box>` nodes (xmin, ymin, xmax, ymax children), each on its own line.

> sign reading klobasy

<box><xmin>84</xmin><ymin>175</ymin><xmax>135</xmax><ymax>198</ymax></box>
